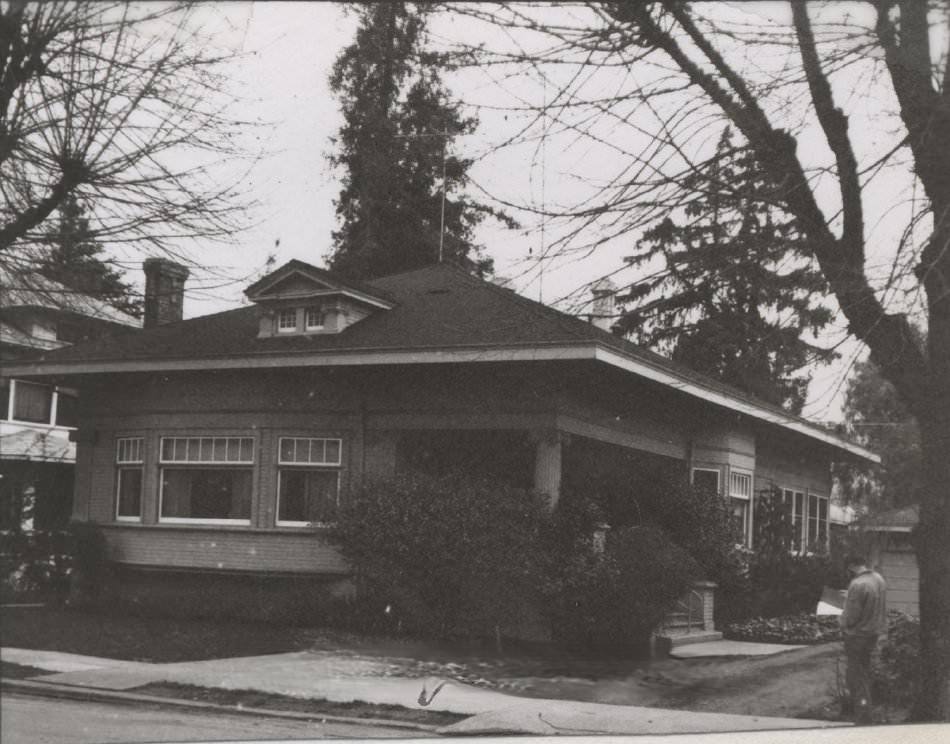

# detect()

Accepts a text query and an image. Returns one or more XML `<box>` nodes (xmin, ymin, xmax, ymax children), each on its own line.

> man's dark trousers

<box><xmin>844</xmin><ymin>634</ymin><xmax>876</xmax><ymax>724</ymax></box>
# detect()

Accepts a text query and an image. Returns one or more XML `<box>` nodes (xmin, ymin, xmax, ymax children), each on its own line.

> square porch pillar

<box><xmin>532</xmin><ymin>431</ymin><xmax>565</xmax><ymax>511</ymax></box>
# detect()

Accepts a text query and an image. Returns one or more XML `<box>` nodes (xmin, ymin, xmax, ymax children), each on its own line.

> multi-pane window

<box><xmin>277</xmin><ymin>309</ymin><xmax>297</xmax><ymax>332</ymax></box>
<box><xmin>305</xmin><ymin>306</ymin><xmax>325</xmax><ymax>330</ymax></box>
<box><xmin>159</xmin><ymin>437</ymin><xmax>254</xmax><ymax>524</ymax></box>
<box><xmin>276</xmin><ymin>437</ymin><xmax>341</xmax><ymax>526</ymax></box>
<box><xmin>729</xmin><ymin>471</ymin><xmax>752</xmax><ymax>546</ymax></box>
<box><xmin>115</xmin><ymin>437</ymin><xmax>144</xmax><ymax>521</ymax></box>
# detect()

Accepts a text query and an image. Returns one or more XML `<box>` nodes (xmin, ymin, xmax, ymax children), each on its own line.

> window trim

<box><xmin>275</xmin><ymin>468</ymin><xmax>340</xmax><ymax>528</ymax></box>
<box><xmin>729</xmin><ymin>469</ymin><xmax>753</xmax><ymax>546</ymax></box>
<box><xmin>305</xmin><ymin>306</ymin><xmax>325</xmax><ymax>331</ymax></box>
<box><xmin>277</xmin><ymin>308</ymin><xmax>298</xmax><ymax>333</ymax></box>
<box><xmin>115</xmin><ymin>436</ymin><xmax>145</xmax><ymax>523</ymax></box>
<box><xmin>158</xmin><ymin>435</ymin><xmax>255</xmax><ymax>525</ymax></box>
<box><xmin>691</xmin><ymin>467</ymin><xmax>721</xmax><ymax>494</ymax></box>
<box><xmin>275</xmin><ymin>436</ymin><xmax>343</xmax><ymax>527</ymax></box>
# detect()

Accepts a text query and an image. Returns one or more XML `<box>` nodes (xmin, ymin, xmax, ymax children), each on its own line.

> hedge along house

<box><xmin>5</xmin><ymin>258</ymin><xmax>879</xmax><ymax>622</ymax></box>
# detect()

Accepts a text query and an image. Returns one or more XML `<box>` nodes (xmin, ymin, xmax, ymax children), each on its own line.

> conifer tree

<box><xmin>326</xmin><ymin>3</ymin><xmax>513</xmax><ymax>280</ymax></box>
<box><xmin>38</xmin><ymin>196</ymin><xmax>142</xmax><ymax>318</ymax></box>
<box><xmin>617</xmin><ymin>129</ymin><xmax>835</xmax><ymax>413</ymax></box>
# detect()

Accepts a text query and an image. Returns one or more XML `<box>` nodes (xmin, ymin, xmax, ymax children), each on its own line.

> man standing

<box><xmin>839</xmin><ymin>554</ymin><xmax>888</xmax><ymax>725</ymax></box>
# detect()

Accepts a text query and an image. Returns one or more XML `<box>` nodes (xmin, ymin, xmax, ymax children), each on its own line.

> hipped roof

<box><xmin>5</xmin><ymin>261</ymin><xmax>878</xmax><ymax>463</ymax></box>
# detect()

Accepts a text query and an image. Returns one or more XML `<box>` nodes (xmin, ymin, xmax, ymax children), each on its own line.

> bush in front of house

<box><xmin>724</xmin><ymin>612</ymin><xmax>842</xmax><ymax>644</ymax></box>
<box><xmin>0</xmin><ymin>529</ymin><xmax>74</xmax><ymax>602</ymax></box>
<box><xmin>544</xmin><ymin>524</ymin><xmax>698</xmax><ymax>654</ymax></box>
<box><xmin>332</xmin><ymin>471</ymin><xmax>550</xmax><ymax>640</ymax></box>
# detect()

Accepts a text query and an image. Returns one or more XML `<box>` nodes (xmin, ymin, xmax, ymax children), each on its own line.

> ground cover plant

<box><xmin>724</xmin><ymin>613</ymin><xmax>841</xmax><ymax>645</ymax></box>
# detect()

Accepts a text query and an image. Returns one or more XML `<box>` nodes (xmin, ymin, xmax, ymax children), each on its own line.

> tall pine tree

<box><xmin>617</xmin><ymin>129</ymin><xmax>834</xmax><ymax>414</ymax></box>
<box><xmin>327</xmin><ymin>3</ymin><xmax>513</xmax><ymax>280</ymax></box>
<box><xmin>38</xmin><ymin>195</ymin><xmax>143</xmax><ymax>317</ymax></box>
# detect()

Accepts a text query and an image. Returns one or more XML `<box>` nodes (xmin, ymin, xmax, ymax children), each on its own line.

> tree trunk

<box><xmin>912</xmin><ymin>405</ymin><xmax>950</xmax><ymax>719</ymax></box>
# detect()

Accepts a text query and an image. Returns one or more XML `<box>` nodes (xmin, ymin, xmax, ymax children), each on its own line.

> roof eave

<box><xmin>3</xmin><ymin>339</ymin><xmax>879</xmax><ymax>464</ymax></box>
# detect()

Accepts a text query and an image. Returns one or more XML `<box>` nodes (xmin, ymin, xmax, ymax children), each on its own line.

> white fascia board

<box><xmin>3</xmin><ymin>344</ymin><xmax>594</xmax><ymax>377</ymax></box>
<box><xmin>594</xmin><ymin>346</ymin><xmax>881</xmax><ymax>464</ymax></box>
<box><xmin>258</xmin><ymin>288</ymin><xmax>394</xmax><ymax>310</ymax></box>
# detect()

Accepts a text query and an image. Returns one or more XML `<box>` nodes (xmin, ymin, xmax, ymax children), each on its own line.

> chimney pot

<box><xmin>143</xmin><ymin>258</ymin><xmax>189</xmax><ymax>328</ymax></box>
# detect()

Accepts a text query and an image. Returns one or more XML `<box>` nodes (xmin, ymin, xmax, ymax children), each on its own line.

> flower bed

<box><xmin>724</xmin><ymin>613</ymin><xmax>841</xmax><ymax>644</ymax></box>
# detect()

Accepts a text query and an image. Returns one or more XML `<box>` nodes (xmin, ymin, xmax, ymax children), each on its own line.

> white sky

<box><xmin>125</xmin><ymin>1</ymin><xmax>934</xmax><ymax>424</ymax></box>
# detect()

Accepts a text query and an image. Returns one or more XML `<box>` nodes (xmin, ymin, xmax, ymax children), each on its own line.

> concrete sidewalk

<box><xmin>2</xmin><ymin>645</ymin><xmax>848</xmax><ymax>736</ymax></box>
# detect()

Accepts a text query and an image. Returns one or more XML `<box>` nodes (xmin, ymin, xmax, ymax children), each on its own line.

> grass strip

<box><xmin>133</xmin><ymin>681</ymin><xmax>466</xmax><ymax>726</ymax></box>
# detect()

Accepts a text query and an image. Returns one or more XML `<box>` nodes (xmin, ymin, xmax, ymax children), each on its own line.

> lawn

<box><xmin>0</xmin><ymin>605</ymin><xmax>320</xmax><ymax>662</ymax></box>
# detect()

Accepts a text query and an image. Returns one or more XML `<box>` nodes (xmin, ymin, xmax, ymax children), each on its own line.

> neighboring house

<box><xmin>1</xmin><ymin>266</ymin><xmax>140</xmax><ymax>531</ymax></box>
<box><xmin>5</xmin><ymin>258</ymin><xmax>879</xmax><ymax>620</ymax></box>
<box><xmin>862</xmin><ymin>504</ymin><xmax>920</xmax><ymax>616</ymax></box>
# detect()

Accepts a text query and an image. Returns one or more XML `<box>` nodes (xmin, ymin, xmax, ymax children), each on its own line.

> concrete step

<box><xmin>659</xmin><ymin>630</ymin><xmax>723</xmax><ymax>648</ymax></box>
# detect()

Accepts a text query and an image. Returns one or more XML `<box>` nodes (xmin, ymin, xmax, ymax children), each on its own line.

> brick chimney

<box><xmin>143</xmin><ymin>258</ymin><xmax>189</xmax><ymax>328</ymax></box>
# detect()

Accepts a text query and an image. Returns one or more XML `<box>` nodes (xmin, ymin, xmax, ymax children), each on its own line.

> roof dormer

<box><xmin>244</xmin><ymin>260</ymin><xmax>394</xmax><ymax>338</ymax></box>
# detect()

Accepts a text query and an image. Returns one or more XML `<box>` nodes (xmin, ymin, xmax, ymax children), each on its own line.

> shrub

<box><xmin>0</xmin><ymin>530</ymin><xmax>73</xmax><ymax>601</ymax></box>
<box><xmin>724</xmin><ymin>612</ymin><xmax>842</xmax><ymax>644</ymax></box>
<box><xmin>545</xmin><ymin>525</ymin><xmax>697</xmax><ymax>654</ymax></box>
<box><xmin>332</xmin><ymin>471</ymin><xmax>549</xmax><ymax>640</ymax></box>
<box><xmin>873</xmin><ymin>613</ymin><xmax>920</xmax><ymax>710</ymax></box>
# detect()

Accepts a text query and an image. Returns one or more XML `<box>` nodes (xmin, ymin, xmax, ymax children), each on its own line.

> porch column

<box><xmin>532</xmin><ymin>431</ymin><xmax>563</xmax><ymax>511</ymax></box>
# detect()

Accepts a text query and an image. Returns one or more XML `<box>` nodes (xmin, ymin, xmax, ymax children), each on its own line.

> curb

<box><xmin>1</xmin><ymin>677</ymin><xmax>442</xmax><ymax>734</ymax></box>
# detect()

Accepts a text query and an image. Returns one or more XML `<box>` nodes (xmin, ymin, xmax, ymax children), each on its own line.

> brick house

<box><xmin>5</xmin><ymin>259</ymin><xmax>878</xmax><ymax>620</ymax></box>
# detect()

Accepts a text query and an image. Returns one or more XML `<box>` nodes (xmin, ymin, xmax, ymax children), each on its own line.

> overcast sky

<box><xmin>137</xmin><ymin>1</ymin><xmax>931</xmax><ymax>424</ymax></box>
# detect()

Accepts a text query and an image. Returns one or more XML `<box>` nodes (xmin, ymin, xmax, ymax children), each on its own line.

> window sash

<box><xmin>116</xmin><ymin>467</ymin><xmax>143</xmax><ymax>521</ymax></box>
<box><xmin>729</xmin><ymin>471</ymin><xmax>752</xmax><ymax>500</ymax></box>
<box><xmin>692</xmin><ymin>468</ymin><xmax>720</xmax><ymax>494</ymax></box>
<box><xmin>305</xmin><ymin>307</ymin><xmax>324</xmax><ymax>329</ymax></box>
<box><xmin>159</xmin><ymin>467</ymin><xmax>253</xmax><ymax>524</ymax></box>
<box><xmin>277</xmin><ymin>309</ymin><xmax>297</xmax><ymax>331</ymax></box>
<box><xmin>12</xmin><ymin>380</ymin><xmax>53</xmax><ymax>424</ymax></box>
<box><xmin>278</xmin><ymin>437</ymin><xmax>342</xmax><ymax>466</ymax></box>
<box><xmin>116</xmin><ymin>437</ymin><xmax>144</xmax><ymax>464</ymax></box>
<box><xmin>276</xmin><ymin>468</ymin><xmax>340</xmax><ymax>526</ymax></box>
<box><xmin>160</xmin><ymin>437</ymin><xmax>253</xmax><ymax>464</ymax></box>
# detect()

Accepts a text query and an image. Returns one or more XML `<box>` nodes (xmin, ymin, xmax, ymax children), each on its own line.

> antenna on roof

<box><xmin>394</xmin><ymin>126</ymin><xmax>451</xmax><ymax>265</ymax></box>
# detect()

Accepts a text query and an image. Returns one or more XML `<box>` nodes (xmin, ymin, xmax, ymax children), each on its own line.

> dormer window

<box><xmin>277</xmin><ymin>309</ymin><xmax>297</xmax><ymax>333</ymax></box>
<box><xmin>246</xmin><ymin>259</ymin><xmax>394</xmax><ymax>339</ymax></box>
<box><xmin>305</xmin><ymin>306</ymin><xmax>325</xmax><ymax>330</ymax></box>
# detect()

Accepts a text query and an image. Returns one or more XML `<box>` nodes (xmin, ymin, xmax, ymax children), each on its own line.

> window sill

<box><xmin>158</xmin><ymin>518</ymin><xmax>252</xmax><ymax>526</ymax></box>
<box><xmin>105</xmin><ymin>522</ymin><xmax>332</xmax><ymax>535</ymax></box>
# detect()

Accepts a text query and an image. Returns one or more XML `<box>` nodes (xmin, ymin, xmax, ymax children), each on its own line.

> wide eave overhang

<box><xmin>4</xmin><ymin>340</ymin><xmax>880</xmax><ymax>464</ymax></box>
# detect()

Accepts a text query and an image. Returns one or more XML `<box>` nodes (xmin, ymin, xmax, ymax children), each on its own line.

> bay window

<box><xmin>159</xmin><ymin>437</ymin><xmax>254</xmax><ymax>524</ymax></box>
<box><xmin>276</xmin><ymin>437</ymin><xmax>341</xmax><ymax>526</ymax></box>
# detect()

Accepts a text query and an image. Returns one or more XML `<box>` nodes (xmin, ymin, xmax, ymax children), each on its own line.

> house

<box><xmin>861</xmin><ymin>504</ymin><xmax>919</xmax><ymax>616</ymax></box>
<box><xmin>1</xmin><ymin>266</ymin><xmax>140</xmax><ymax>532</ymax></box>
<box><xmin>3</xmin><ymin>258</ymin><xmax>879</xmax><ymax>621</ymax></box>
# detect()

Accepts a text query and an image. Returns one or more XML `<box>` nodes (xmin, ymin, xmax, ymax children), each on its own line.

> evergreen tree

<box><xmin>616</xmin><ymin>129</ymin><xmax>835</xmax><ymax>414</ymax></box>
<box><xmin>840</xmin><ymin>356</ymin><xmax>923</xmax><ymax>510</ymax></box>
<box><xmin>327</xmin><ymin>3</ymin><xmax>513</xmax><ymax>280</ymax></box>
<box><xmin>38</xmin><ymin>195</ymin><xmax>142</xmax><ymax>317</ymax></box>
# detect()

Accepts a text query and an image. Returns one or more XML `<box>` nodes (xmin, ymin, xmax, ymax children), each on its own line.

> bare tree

<box><xmin>0</xmin><ymin>1</ymin><xmax>253</xmax><ymax>263</ymax></box>
<box><xmin>448</xmin><ymin>1</ymin><xmax>950</xmax><ymax>720</ymax></box>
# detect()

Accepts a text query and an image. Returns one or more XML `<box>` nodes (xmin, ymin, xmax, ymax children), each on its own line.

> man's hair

<box><xmin>845</xmin><ymin>553</ymin><xmax>867</xmax><ymax>567</ymax></box>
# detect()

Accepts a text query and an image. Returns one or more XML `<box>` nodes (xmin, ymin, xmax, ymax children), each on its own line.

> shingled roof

<box><xmin>6</xmin><ymin>261</ymin><xmax>877</xmax><ymax>462</ymax></box>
